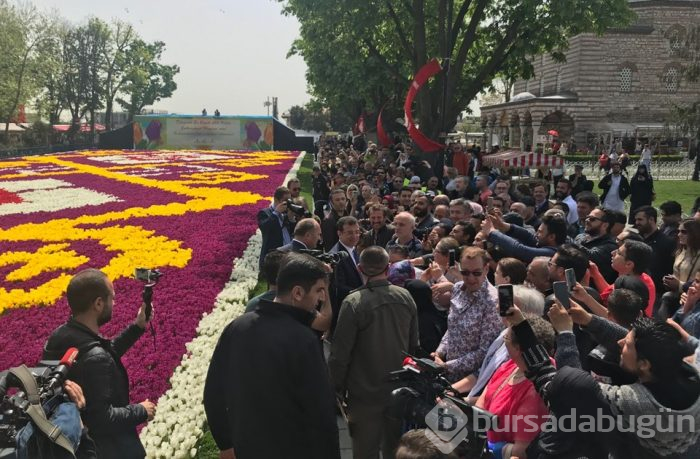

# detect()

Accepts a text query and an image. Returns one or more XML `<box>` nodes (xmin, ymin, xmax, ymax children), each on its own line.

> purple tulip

<box><xmin>0</xmin><ymin>149</ymin><xmax>299</xmax><ymax>408</ymax></box>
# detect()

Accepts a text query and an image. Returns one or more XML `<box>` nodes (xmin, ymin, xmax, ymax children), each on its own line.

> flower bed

<box><xmin>0</xmin><ymin>149</ymin><xmax>301</xmax><ymax>457</ymax></box>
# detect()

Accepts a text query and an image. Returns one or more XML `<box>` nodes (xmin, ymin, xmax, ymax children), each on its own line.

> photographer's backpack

<box><xmin>2</xmin><ymin>365</ymin><xmax>81</xmax><ymax>459</ymax></box>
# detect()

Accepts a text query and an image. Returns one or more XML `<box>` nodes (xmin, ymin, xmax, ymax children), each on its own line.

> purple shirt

<box><xmin>436</xmin><ymin>280</ymin><xmax>502</xmax><ymax>381</ymax></box>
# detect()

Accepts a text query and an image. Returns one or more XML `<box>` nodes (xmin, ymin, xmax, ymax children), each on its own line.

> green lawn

<box><xmin>296</xmin><ymin>150</ymin><xmax>315</xmax><ymax>214</ymax></box>
<box><xmin>649</xmin><ymin>181</ymin><xmax>699</xmax><ymax>215</ymax></box>
<box><xmin>193</xmin><ymin>152</ymin><xmax>314</xmax><ymax>459</ymax></box>
<box><xmin>594</xmin><ymin>180</ymin><xmax>698</xmax><ymax>216</ymax></box>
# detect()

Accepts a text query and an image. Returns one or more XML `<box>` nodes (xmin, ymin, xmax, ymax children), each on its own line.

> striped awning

<box><xmin>482</xmin><ymin>150</ymin><xmax>564</xmax><ymax>168</ymax></box>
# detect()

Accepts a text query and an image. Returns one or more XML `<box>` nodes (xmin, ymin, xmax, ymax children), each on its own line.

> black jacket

<box><xmin>361</xmin><ymin>224</ymin><xmax>394</xmax><ymax>249</ymax></box>
<box><xmin>257</xmin><ymin>206</ymin><xmax>294</xmax><ymax>268</ymax></box>
<box><xmin>568</xmin><ymin>173</ymin><xmax>588</xmax><ymax>197</ymax></box>
<box><xmin>203</xmin><ymin>300</ymin><xmax>340</xmax><ymax>459</ymax></box>
<box><xmin>43</xmin><ymin>319</ymin><xmax>148</xmax><ymax>459</ymax></box>
<box><xmin>598</xmin><ymin>173</ymin><xmax>631</xmax><ymax>203</ymax></box>
<box><xmin>630</xmin><ymin>175</ymin><xmax>654</xmax><ymax>208</ymax></box>
<box><xmin>643</xmin><ymin>229</ymin><xmax>677</xmax><ymax>298</ymax></box>
<box><xmin>321</xmin><ymin>209</ymin><xmax>347</xmax><ymax>252</ymax></box>
<box><xmin>312</xmin><ymin>174</ymin><xmax>330</xmax><ymax>202</ymax></box>
<box><xmin>329</xmin><ymin>242</ymin><xmax>364</xmax><ymax>333</ymax></box>
<box><xmin>579</xmin><ymin>234</ymin><xmax>618</xmax><ymax>284</ymax></box>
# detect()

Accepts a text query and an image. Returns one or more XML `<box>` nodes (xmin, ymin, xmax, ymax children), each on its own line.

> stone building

<box><xmin>479</xmin><ymin>0</ymin><xmax>700</xmax><ymax>152</ymax></box>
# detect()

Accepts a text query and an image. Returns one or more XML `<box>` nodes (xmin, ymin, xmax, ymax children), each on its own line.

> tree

<box><xmin>287</xmin><ymin>104</ymin><xmax>305</xmax><ymax>129</ymax></box>
<box><xmin>60</xmin><ymin>17</ymin><xmax>109</xmax><ymax>142</ymax></box>
<box><xmin>279</xmin><ymin>0</ymin><xmax>633</xmax><ymax>147</ymax></box>
<box><xmin>116</xmin><ymin>39</ymin><xmax>179</xmax><ymax>120</ymax></box>
<box><xmin>34</xmin><ymin>20</ymin><xmax>69</xmax><ymax>125</ymax></box>
<box><xmin>0</xmin><ymin>1</ymin><xmax>57</xmax><ymax>143</ymax></box>
<box><xmin>102</xmin><ymin>20</ymin><xmax>137</xmax><ymax>130</ymax></box>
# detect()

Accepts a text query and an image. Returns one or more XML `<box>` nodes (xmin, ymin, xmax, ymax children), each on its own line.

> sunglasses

<box><xmin>585</xmin><ymin>216</ymin><xmax>602</xmax><ymax>222</ymax></box>
<box><xmin>460</xmin><ymin>269</ymin><xmax>484</xmax><ymax>277</ymax></box>
<box><xmin>679</xmin><ymin>229</ymin><xmax>688</xmax><ymax>234</ymax></box>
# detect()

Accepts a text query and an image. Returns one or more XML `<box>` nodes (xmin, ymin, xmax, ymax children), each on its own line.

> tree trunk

<box><xmin>3</xmin><ymin>50</ymin><xmax>30</xmax><ymax>142</ymax></box>
<box><xmin>105</xmin><ymin>97</ymin><xmax>113</xmax><ymax>130</ymax></box>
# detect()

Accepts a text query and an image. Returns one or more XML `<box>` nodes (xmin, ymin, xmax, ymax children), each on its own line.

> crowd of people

<box><xmin>29</xmin><ymin>135</ymin><xmax>700</xmax><ymax>459</ymax></box>
<box><xmin>203</xmin><ymin>135</ymin><xmax>700</xmax><ymax>459</ymax></box>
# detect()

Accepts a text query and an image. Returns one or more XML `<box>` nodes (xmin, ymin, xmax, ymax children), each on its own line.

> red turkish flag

<box><xmin>377</xmin><ymin>106</ymin><xmax>391</xmax><ymax>147</ymax></box>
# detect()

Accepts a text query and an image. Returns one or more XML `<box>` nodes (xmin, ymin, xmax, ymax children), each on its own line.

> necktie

<box><xmin>352</xmin><ymin>248</ymin><xmax>359</xmax><ymax>264</ymax></box>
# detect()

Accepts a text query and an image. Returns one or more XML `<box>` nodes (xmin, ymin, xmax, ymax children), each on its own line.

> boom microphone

<box><xmin>44</xmin><ymin>347</ymin><xmax>79</xmax><ymax>393</ymax></box>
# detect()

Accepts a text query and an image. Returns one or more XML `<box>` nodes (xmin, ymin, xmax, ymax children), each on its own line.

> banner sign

<box><xmin>133</xmin><ymin>115</ymin><xmax>274</xmax><ymax>150</ymax></box>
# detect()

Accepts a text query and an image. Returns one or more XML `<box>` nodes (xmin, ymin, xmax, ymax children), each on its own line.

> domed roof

<box><xmin>510</xmin><ymin>92</ymin><xmax>536</xmax><ymax>102</ymax></box>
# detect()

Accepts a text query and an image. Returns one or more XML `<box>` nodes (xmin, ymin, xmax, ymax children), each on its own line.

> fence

<box><xmin>0</xmin><ymin>144</ymin><xmax>92</xmax><ymax>159</ymax></box>
<box><xmin>563</xmin><ymin>159</ymin><xmax>697</xmax><ymax>181</ymax></box>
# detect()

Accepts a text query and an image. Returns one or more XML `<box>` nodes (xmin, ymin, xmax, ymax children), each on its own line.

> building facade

<box><xmin>479</xmin><ymin>0</ymin><xmax>700</xmax><ymax>152</ymax></box>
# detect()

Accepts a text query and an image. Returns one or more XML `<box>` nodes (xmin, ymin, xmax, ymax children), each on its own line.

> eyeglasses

<box><xmin>585</xmin><ymin>216</ymin><xmax>602</xmax><ymax>222</ymax></box>
<box><xmin>679</xmin><ymin>229</ymin><xmax>688</xmax><ymax>234</ymax></box>
<box><xmin>460</xmin><ymin>270</ymin><xmax>484</xmax><ymax>277</ymax></box>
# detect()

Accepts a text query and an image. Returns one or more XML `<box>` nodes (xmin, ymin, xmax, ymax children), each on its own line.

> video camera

<box><xmin>0</xmin><ymin>348</ymin><xmax>79</xmax><ymax>457</ymax></box>
<box><xmin>388</xmin><ymin>355</ymin><xmax>496</xmax><ymax>459</ymax></box>
<box><xmin>297</xmin><ymin>249</ymin><xmax>348</xmax><ymax>268</ymax></box>
<box><xmin>134</xmin><ymin>268</ymin><xmax>162</xmax><ymax>322</ymax></box>
<box><xmin>285</xmin><ymin>199</ymin><xmax>307</xmax><ymax>217</ymax></box>
<box><xmin>413</xmin><ymin>225</ymin><xmax>432</xmax><ymax>240</ymax></box>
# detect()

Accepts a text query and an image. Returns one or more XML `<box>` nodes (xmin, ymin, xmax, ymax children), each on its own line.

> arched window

<box><xmin>666</xmin><ymin>25</ymin><xmax>686</xmax><ymax>56</ymax></box>
<box><xmin>670</xmin><ymin>34</ymin><xmax>683</xmax><ymax>52</ymax></box>
<box><xmin>663</xmin><ymin>67</ymin><xmax>680</xmax><ymax>93</ymax></box>
<box><xmin>619</xmin><ymin>67</ymin><xmax>632</xmax><ymax>92</ymax></box>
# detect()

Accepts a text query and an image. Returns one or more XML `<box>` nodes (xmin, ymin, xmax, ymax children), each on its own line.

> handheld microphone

<box><xmin>45</xmin><ymin>347</ymin><xmax>79</xmax><ymax>392</ymax></box>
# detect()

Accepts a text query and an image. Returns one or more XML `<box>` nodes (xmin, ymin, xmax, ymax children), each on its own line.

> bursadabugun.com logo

<box><xmin>424</xmin><ymin>402</ymin><xmax>696</xmax><ymax>454</ymax></box>
<box><xmin>424</xmin><ymin>399</ymin><xmax>471</xmax><ymax>453</ymax></box>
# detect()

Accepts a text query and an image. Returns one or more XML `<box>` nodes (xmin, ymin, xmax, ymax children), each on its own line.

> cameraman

<box><xmin>43</xmin><ymin>269</ymin><xmax>155</xmax><ymax>459</ymax></box>
<box><xmin>257</xmin><ymin>186</ymin><xmax>294</xmax><ymax>269</ymax></box>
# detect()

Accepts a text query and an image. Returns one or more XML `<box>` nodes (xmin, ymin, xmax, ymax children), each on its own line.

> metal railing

<box><xmin>563</xmin><ymin>159</ymin><xmax>696</xmax><ymax>181</ymax></box>
<box><xmin>0</xmin><ymin>144</ymin><xmax>92</xmax><ymax>159</ymax></box>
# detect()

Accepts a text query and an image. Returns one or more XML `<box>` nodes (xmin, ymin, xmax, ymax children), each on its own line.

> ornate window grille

<box><xmin>619</xmin><ymin>67</ymin><xmax>632</xmax><ymax>92</ymax></box>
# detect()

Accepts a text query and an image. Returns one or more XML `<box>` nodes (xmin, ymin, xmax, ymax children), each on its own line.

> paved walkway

<box><xmin>338</xmin><ymin>416</ymin><xmax>353</xmax><ymax>458</ymax></box>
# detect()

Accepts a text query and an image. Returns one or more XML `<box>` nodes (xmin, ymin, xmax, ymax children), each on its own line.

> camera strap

<box><xmin>8</xmin><ymin>365</ymin><xmax>77</xmax><ymax>458</ymax></box>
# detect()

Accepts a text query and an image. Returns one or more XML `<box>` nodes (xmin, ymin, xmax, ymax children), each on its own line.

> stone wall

<box><xmin>505</xmin><ymin>1</ymin><xmax>700</xmax><ymax>144</ymax></box>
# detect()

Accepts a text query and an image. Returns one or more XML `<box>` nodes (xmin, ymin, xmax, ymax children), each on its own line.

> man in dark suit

<box><xmin>329</xmin><ymin>216</ymin><xmax>363</xmax><ymax>334</ymax></box>
<box><xmin>322</xmin><ymin>189</ymin><xmax>349</xmax><ymax>251</ymax></box>
<box><xmin>278</xmin><ymin>218</ymin><xmax>322</xmax><ymax>253</ymax></box>
<box><xmin>257</xmin><ymin>186</ymin><xmax>294</xmax><ymax>269</ymax></box>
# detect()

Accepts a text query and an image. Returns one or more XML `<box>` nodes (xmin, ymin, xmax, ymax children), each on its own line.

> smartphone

<box><xmin>448</xmin><ymin>249</ymin><xmax>456</xmax><ymax>267</ymax></box>
<box><xmin>553</xmin><ymin>281</ymin><xmax>571</xmax><ymax>309</ymax></box>
<box><xmin>498</xmin><ymin>284</ymin><xmax>514</xmax><ymax>317</ymax></box>
<box><xmin>565</xmin><ymin>268</ymin><xmax>576</xmax><ymax>290</ymax></box>
<box><xmin>487</xmin><ymin>196</ymin><xmax>494</xmax><ymax>209</ymax></box>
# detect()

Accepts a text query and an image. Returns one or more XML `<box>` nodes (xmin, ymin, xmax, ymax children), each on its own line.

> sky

<box><xmin>31</xmin><ymin>0</ymin><xmax>311</xmax><ymax>118</ymax></box>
